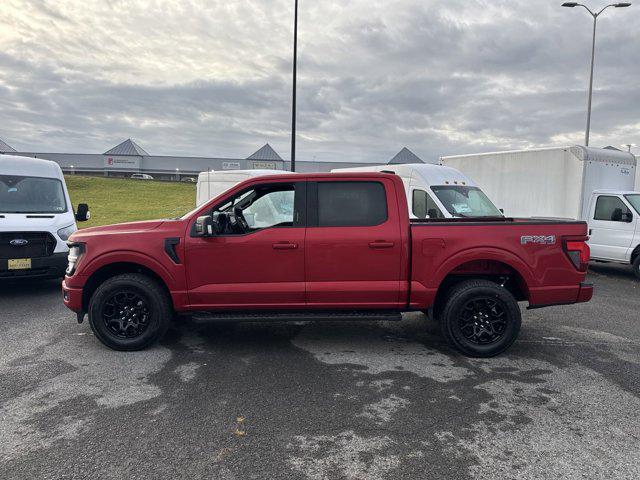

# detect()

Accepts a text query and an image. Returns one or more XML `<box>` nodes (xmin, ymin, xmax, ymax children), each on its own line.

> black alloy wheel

<box><xmin>103</xmin><ymin>291</ymin><xmax>151</xmax><ymax>339</ymax></box>
<box><xmin>88</xmin><ymin>273</ymin><xmax>171</xmax><ymax>351</ymax></box>
<box><xmin>458</xmin><ymin>297</ymin><xmax>507</xmax><ymax>345</ymax></box>
<box><xmin>440</xmin><ymin>279</ymin><xmax>521</xmax><ymax>357</ymax></box>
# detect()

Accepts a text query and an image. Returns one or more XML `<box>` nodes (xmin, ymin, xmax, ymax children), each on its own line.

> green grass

<box><xmin>64</xmin><ymin>175</ymin><xmax>196</xmax><ymax>228</ymax></box>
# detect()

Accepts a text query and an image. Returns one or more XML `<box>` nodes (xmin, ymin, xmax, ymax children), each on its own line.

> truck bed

<box><xmin>408</xmin><ymin>217</ymin><xmax>590</xmax><ymax>309</ymax></box>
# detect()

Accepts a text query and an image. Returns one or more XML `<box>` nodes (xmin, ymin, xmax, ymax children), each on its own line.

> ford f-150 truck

<box><xmin>62</xmin><ymin>173</ymin><xmax>593</xmax><ymax>357</ymax></box>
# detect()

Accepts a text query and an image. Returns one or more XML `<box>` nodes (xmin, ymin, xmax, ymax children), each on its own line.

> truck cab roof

<box><xmin>592</xmin><ymin>189</ymin><xmax>640</xmax><ymax>195</ymax></box>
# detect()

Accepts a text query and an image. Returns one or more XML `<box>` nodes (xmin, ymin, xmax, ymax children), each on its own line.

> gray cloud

<box><xmin>0</xmin><ymin>0</ymin><xmax>638</xmax><ymax>162</ymax></box>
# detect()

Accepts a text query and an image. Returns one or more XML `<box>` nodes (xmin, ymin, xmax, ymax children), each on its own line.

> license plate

<box><xmin>8</xmin><ymin>258</ymin><xmax>31</xmax><ymax>270</ymax></box>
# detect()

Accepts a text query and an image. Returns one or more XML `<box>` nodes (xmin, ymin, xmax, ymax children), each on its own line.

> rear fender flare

<box><xmin>432</xmin><ymin>247</ymin><xmax>535</xmax><ymax>292</ymax></box>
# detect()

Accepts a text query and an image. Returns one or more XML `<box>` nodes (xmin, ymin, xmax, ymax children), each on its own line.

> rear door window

<box><xmin>316</xmin><ymin>182</ymin><xmax>387</xmax><ymax>227</ymax></box>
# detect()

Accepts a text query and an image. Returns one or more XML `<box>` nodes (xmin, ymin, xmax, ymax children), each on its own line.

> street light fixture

<box><xmin>561</xmin><ymin>2</ymin><xmax>632</xmax><ymax>146</ymax></box>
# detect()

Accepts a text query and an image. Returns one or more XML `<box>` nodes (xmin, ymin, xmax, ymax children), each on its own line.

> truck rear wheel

<box><xmin>633</xmin><ymin>256</ymin><xmax>640</xmax><ymax>280</ymax></box>
<box><xmin>440</xmin><ymin>279</ymin><xmax>521</xmax><ymax>357</ymax></box>
<box><xmin>88</xmin><ymin>273</ymin><xmax>171</xmax><ymax>351</ymax></box>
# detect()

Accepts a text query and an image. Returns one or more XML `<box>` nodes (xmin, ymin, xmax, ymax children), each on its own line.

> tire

<box><xmin>88</xmin><ymin>273</ymin><xmax>171</xmax><ymax>351</ymax></box>
<box><xmin>633</xmin><ymin>255</ymin><xmax>640</xmax><ymax>280</ymax></box>
<box><xmin>440</xmin><ymin>279</ymin><xmax>521</xmax><ymax>357</ymax></box>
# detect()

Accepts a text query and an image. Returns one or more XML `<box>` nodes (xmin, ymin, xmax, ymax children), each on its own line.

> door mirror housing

<box><xmin>194</xmin><ymin>215</ymin><xmax>214</xmax><ymax>237</ymax></box>
<box><xmin>75</xmin><ymin>203</ymin><xmax>90</xmax><ymax>222</ymax></box>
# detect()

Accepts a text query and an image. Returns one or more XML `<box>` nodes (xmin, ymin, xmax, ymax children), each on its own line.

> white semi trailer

<box><xmin>440</xmin><ymin>146</ymin><xmax>640</xmax><ymax>278</ymax></box>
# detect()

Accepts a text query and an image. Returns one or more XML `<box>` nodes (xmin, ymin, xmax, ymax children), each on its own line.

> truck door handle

<box><xmin>369</xmin><ymin>241</ymin><xmax>395</xmax><ymax>249</ymax></box>
<box><xmin>273</xmin><ymin>242</ymin><xmax>298</xmax><ymax>250</ymax></box>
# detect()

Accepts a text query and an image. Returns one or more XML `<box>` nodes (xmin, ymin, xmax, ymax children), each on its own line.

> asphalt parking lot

<box><xmin>1</xmin><ymin>265</ymin><xmax>639</xmax><ymax>480</ymax></box>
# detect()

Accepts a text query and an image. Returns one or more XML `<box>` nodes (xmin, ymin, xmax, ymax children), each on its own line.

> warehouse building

<box><xmin>0</xmin><ymin>137</ymin><xmax>429</xmax><ymax>179</ymax></box>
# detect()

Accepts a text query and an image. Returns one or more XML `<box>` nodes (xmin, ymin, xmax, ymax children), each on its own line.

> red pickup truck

<box><xmin>62</xmin><ymin>173</ymin><xmax>592</xmax><ymax>357</ymax></box>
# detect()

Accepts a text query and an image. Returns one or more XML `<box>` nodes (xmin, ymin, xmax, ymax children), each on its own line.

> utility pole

<box><xmin>290</xmin><ymin>0</ymin><xmax>298</xmax><ymax>172</ymax></box>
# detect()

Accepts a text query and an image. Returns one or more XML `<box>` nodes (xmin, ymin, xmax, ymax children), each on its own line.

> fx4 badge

<box><xmin>521</xmin><ymin>235</ymin><xmax>556</xmax><ymax>245</ymax></box>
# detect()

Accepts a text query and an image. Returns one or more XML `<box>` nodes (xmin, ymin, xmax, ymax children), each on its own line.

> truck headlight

<box><xmin>66</xmin><ymin>243</ymin><xmax>85</xmax><ymax>276</ymax></box>
<box><xmin>57</xmin><ymin>224</ymin><xmax>77</xmax><ymax>241</ymax></box>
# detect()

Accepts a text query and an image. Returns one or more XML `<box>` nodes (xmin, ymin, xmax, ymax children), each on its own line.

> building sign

<box><xmin>104</xmin><ymin>156</ymin><xmax>140</xmax><ymax>169</ymax></box>
<box><xmin>222</xmin><ymin>161</ymin><xmax>241</xmax><ymax>170</ymax></box>
<box><xmin>252</xmin><ymin>161</ymin><xmax>277</xmax><ymax>170</ymax></box>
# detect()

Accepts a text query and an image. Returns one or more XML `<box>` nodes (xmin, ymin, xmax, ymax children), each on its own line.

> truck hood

<box><xmin>0</xmin><ymin>212</ymin><xmax>75</xmax><ymax>231</ymax></box>
<box><xmin>69</xmin><ymin>219</ymin><xmax>165</xmax><ymax>241</ymax></box>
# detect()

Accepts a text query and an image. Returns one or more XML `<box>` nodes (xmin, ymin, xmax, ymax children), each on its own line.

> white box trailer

<box><xmin>440</xmin><ymin>146</ymin><xmax>637</xmax><ymax>220</ymax></box>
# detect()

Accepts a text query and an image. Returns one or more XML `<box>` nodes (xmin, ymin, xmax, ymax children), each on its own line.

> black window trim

<box><xmin>593</xmin><ymin>194</ymin><xmax>632</xmax><ymax>223</ymax></box>
<box><xmin>307</xmin><ymin>180</ymin><xmax>389</xmax><ymax>228</ymax></box>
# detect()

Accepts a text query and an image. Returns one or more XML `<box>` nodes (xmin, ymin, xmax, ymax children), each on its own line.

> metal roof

<box><xmin>247</xmin><ymin>144</ymin><xmax>283</xmax><ymax>161</ymax></box>
<box><xmin>0</xmin><ymin>138</ymin><xmax>16</xmax><ymax>153</ymax></box>
<box><xmin>388</xmin><ymin>147</ymin><xmax>424</xmax><ymax>164</ymax></box>
<box><xmin>104</xmin><ymin>139</ymin><xmax>150</xmax><ymax>156</ymax></box>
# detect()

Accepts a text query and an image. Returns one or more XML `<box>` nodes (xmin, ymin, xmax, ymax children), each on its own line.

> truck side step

<box><xmin>189</xmin><ymin>311</ymin><xmax>403</xmax><ymax>323</ymax></box>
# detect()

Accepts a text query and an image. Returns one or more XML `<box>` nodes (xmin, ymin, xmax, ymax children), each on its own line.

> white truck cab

<box><xmin>586</xmin><ymin>190</ymin><xmax>640</xmax><ymax>278</ymax></box>
<box><xmin>332</xmin><ymin>163</ymin><xmax>503</xmax><ymax>219</ymax></box>
<box><xmin>0</xmin><ymin>155</ymin><xmax>89</xmax><ymax>280</ymax></box>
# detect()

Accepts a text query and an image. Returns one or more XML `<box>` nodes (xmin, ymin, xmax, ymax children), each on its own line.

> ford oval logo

<box><xmin>9</xmin><ymin>239</ymin><xmax>29</xmax><ymax>247</ymax></box>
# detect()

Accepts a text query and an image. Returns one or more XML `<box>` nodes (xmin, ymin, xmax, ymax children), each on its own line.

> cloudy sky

<box><xmin>0</xmin><ymin>0</ymin><xmax>638</xmax><ymax>162</ymax></box>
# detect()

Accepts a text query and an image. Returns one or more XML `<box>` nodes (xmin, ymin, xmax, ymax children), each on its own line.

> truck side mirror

<box><xmin>75</xmin><ymin>203</ymin><xmax>90</xmax><ymax>222</ymax></box>
<box><xmin>194</xmin><ymin>215</ymin><xmax>214</xmax><ymax>237</ymax></box>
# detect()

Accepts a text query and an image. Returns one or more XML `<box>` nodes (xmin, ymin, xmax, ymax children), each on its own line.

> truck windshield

<box><xmin>431</xmin><ymin>185</ymin><xmax>502</xmax><ymax>217</ymax></box>
<box><xmin>625</xmin><ymin>194</ymin><xmax>640</xmax><ymax>215</ymax></box>
<box><xmin>0</xmin><ymin>175</ymin><xmax>67</xmax><ymax>214</ymax></box>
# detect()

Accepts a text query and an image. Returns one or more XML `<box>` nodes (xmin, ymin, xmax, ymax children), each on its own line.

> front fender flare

<box><xmin>81</xmin><ymin>250</ymin><xmax>177</xmax><ymax>289</ymax></box>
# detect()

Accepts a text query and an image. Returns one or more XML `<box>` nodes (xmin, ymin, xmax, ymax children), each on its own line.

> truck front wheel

<box><xmin>440</xmin><ymin>279</ymin><xmax>521</xmax><ymax>357</ymax></box>
<box><xmin>88</xmin><ymin>273</ymin><xmax>171</xmax><ymax>351</ymax></box>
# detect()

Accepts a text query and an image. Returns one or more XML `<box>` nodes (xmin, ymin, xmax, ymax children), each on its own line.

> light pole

<box><xmin>290</xmin><ymin>0</ymin><xmax>298</xmax><ymax>172</ymax></box>
<box><xmin>561</xmin><ymin>2</ymin><xmax>631</xmax><ymax>146</ymax></box>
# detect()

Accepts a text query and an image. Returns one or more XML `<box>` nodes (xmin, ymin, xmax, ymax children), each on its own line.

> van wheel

<box><xmin>440</xmin><ymin>280</ymin><xmax>521</xmax><ymax>357</ymax></box>
<box><xmin>633</xmin><ymin>256</ymin><xmax>640</xmax><ymax>280</ymax></box>
<box><xmin>88</xmin><ymin>273</ymin><xmax>171</xmax><ymax>351</ymax></box>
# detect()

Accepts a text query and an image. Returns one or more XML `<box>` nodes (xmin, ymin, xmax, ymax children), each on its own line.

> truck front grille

<box><xmin>0</xmin><ymin>232</ymin><xmax>57</xmax><ymax>259</ymax></box>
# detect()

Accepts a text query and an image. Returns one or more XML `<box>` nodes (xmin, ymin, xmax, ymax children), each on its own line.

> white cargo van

<box><xmin>196</xmin><ymin>169</ymin><xmax>292</xmax><ymax>207</ymax></box>
<box><xmin>0</xmin><ymin>155</ymin><xmax>89</xmax><ymax>279</ymax></box>
<box><xmin>440</xmin><ymin>146</ymin><xmax>640</xmax><ymax>278</ymax></box>
<box><xmin>332</xmin><ymin>163</ymin><xmax>503</xmax><ymax>219</ymax></box>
